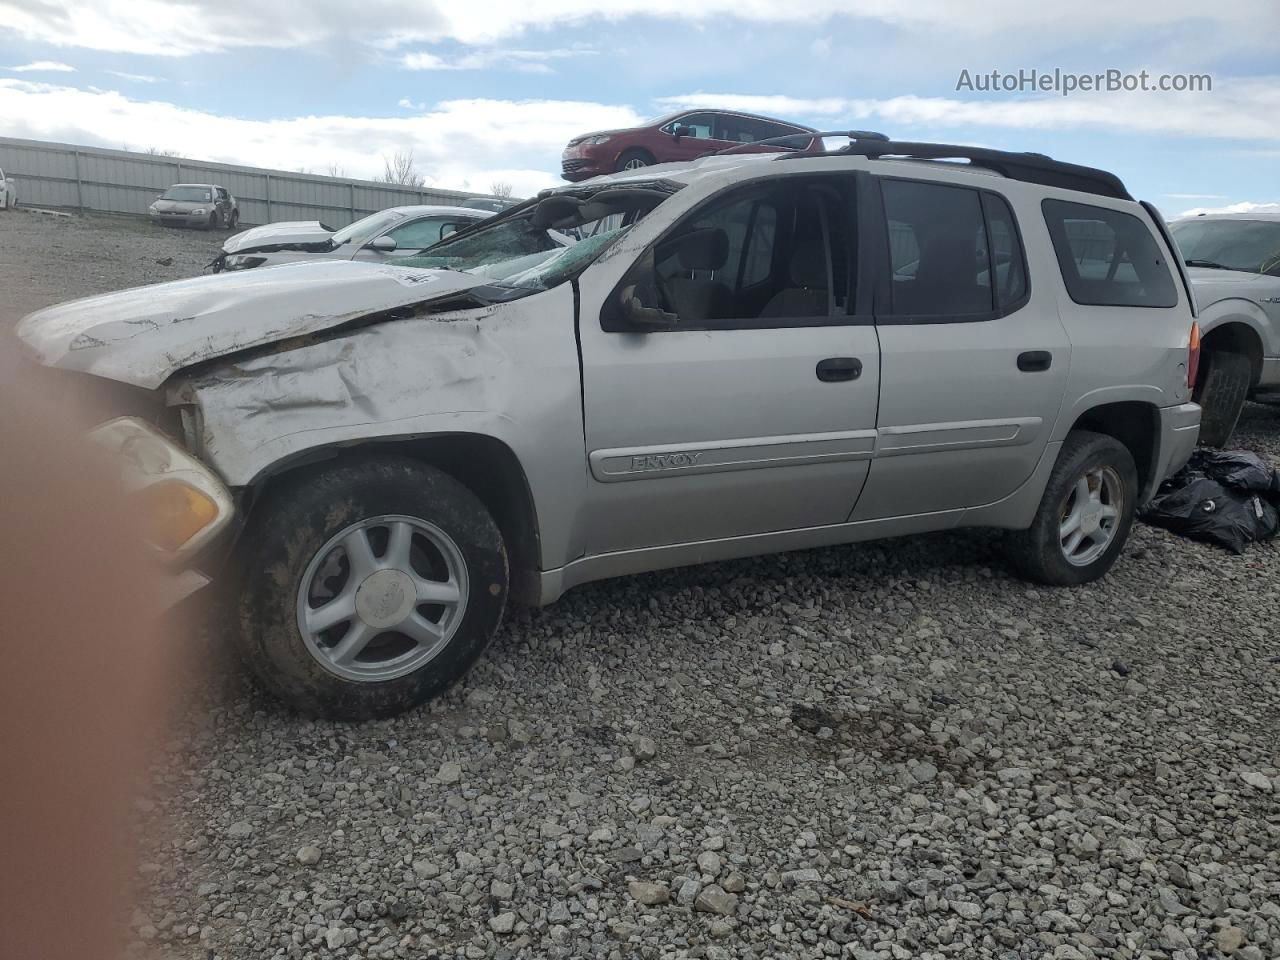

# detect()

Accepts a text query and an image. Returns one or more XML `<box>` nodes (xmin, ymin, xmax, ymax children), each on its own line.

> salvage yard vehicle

<box><xmin>212</xmin><ymin>204</ymin><xmax>489</xmax><ymax>272</ymax></box>
<box><xmin>561</xmin><ymin>109</ymin><xmax>820</xmax><ymax>181</ymax></box>
<box><xmin>0</xmin><ymin>165</ymin><xmax>17</xmax><ymax>209</ymax></box>
<box><xmin>149</xmin><ymin>183</ymin><xmax>239</xmax><ymax>230</ymax></box>
<box><xmin>16</xmin><ymin>134</ymin><xmax>1201</xmax><ymax>720</ymax></box>
<box><xmin>1168</xmin><ymin>212</ymin><xmax>1280</xmax><ymax>445</ymax></box>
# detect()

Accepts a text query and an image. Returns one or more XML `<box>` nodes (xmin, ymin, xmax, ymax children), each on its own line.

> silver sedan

<box><xmin>213</xmin><ymin>205</ymin><xmax>490</xmax><ymax>272</ymax></box>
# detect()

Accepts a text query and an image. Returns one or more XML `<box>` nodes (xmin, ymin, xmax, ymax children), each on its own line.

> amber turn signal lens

<box><xmin>135</xmin><ymin>482</ymin><xmax>220</xmax><ymax>551</ymax></box>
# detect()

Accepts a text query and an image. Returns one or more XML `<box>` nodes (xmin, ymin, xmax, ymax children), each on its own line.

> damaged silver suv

<box><xmin>16</xmin><ymin>134</ymin><xmax>1202</xmax><ymax>719</ymax></box>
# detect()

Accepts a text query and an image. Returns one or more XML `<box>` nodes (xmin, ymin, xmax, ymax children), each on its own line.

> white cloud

<box><xmin>5</xmin><ymin>60</ymin><xmax>76</xmax><ymax>72</ymax></box>
<box><xmin>1164</xmin><ymin>193</ymin><xmax>1227</xmax><ymax>200</ymax></box>
<box><xmin>107</xmin><ymin>70</ymin><xmax>163</xmax><ymax>83</ymax></box>
<box><xmin>1177</xmin><ymin>200</ymin><xmax>1280</xmax><ymax>217</ymax></box>
<box><xmin>659</xmin><ymin>81</ymin><xmax>1280</xmax><ymax>142</ymax></box>
<box><xmin>3</xmin><ymin>0</ymin><xmax>1274</xmax><ymax>56</ymax></box>
<box><xmin>0</xmin><ymin>79</ymin><xmax>644</xmax><ymax>197</ymax></box>
<box><xmin>397</xmin><ymin>97</ymin><xmax>425</xmax><ymax>110</ymax></box>
<box><xmin>401</xmin><ymin>46</ymin><xmax>593</xmax><ymax>73</ymax></box>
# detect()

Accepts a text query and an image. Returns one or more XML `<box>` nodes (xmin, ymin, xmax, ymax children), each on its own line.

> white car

<box><xmin>0</xmin><ymin>166</ymin><xmax>17</xmax><ymax>210</ymax></box>
<box><xmin>212</xmin><ymin>205</ymin><xmax>490</xmax><ymax>272</ymax></box>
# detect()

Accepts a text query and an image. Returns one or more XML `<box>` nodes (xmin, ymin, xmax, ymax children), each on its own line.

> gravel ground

<box><xmin>0</xmin><ymin>208</ymin><xmax>226</xmax><ymax>326</ymax></box>
<box><xmin>7</xmin><ymin>212</ymin><xmax>1280</xmax><ymax>960</ymax></box>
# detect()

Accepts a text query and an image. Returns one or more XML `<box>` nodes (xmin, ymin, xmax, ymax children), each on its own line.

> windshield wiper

<box><xmin>1185</xmin><ymin>258</ymin><xmax>1233</xmax><ymax>270</ymax></box>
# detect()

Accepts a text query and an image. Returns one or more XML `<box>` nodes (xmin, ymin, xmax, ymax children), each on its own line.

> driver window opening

<box><xmin>611</xmin><ymin>178</ymin><xmax>856</xmax><ymax>329</ymax></box>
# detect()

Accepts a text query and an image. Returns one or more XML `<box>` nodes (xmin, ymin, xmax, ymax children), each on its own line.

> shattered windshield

<box><xmin>1171</xmin><ymin>219</ymin><xmax>1280</xmax><ymax>275</ymax></box>
<box><xmin>398</xmin><ymin>186</ymin><xmax>677</xmax><ymax>294</ymax></box>
<box><xmin>162</xmin><ymin>186</ymin><xmax>212</xmax><ymax>202</ymax></box>
<box><xmin>331</xmin><ymin>209</ymin><xmax>406</xmax><ymax>247</ymax></box>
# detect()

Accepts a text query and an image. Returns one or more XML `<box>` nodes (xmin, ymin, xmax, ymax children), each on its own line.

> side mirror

<box><xmin>368</xmin><ymin>235</ymin><xmax>397</xmax><ymax>252</ymax></box>
<box><xmin>621</xmin><ymin>293</ymin><xmax>678</xmax><ymax>329</ymax></box>
<box><xmin>673</xmin><ymin>124</ymin><xmax>694</xmax><ymax>140</ymax></box>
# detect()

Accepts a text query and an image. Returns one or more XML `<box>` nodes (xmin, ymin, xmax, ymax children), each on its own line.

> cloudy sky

<box><xmin>1</xmin><ymin>0</ymin><xmax>1277</xmax><ymax>214</ymax></box>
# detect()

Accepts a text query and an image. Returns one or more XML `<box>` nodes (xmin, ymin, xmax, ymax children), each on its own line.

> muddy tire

<box><xmin>1005</xmin><ymin>431</ymin><xmax>1138</xmax><ymax>586</ymax></box>
<box><xmin>231</xmin><ymin>456</ymin><xmax>508</xmax><ymax>720</ymax></box>
<box><xmin>615</xmin><ymin>148</ymin><xmax>655</xmax><ymax>173</ymax></box>
<box><xmin>1194</xmin><ymin>348</ymin><xmax>1250</xmax><ymax>447</ymax></box>
<box><xmin>225</xmin><ymin>210</ymin><xmax>239</xmax><ymax>231</ymax></box>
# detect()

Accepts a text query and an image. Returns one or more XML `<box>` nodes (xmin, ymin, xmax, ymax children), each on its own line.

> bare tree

<box><xmin>489</xmin><ymin>180</ymin><xmax>514</xmax><ymax>199</ymax></box>
<box><xmin>143</xmin><ymin>146</ymin><xmax>180</xmax><ymax>157</ymax></box>
<box><xmin>375</xmin><ymin>148</ymin><xmax>426</xmax><ymax>188</ymax></box>
<box><xmin>325</xmin><ymin>162</ymin><xmax>348</xmax><ymax>179</ymax></box>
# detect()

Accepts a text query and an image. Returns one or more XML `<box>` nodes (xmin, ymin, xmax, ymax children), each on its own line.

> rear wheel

<box><xmin>1194</xmin><ymin>348</ymin><xmax>1250</xmax><ymax>447</ymax></box>
<box><xmin>231</xmin><ymin>457</ymin><xmax>508</xmax><ymax>719</ymax></box>
<box><xmin>615</xmin><ymin>148</ymin><xmax>655</xmax><ymax>172</ymax></box>
<box><xmin>1006</xmin><ymin>431</ymin><xmax>1138</xmax><ymax>586</ymax></box>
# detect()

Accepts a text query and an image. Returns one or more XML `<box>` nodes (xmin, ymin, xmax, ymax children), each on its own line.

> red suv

<box><xmin>561</xmin><ymin>110</ymin><xmax>820</xmax><ymax>181</ymax></box>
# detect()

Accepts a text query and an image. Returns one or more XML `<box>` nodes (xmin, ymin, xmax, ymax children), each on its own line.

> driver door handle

<box><xmin>1017</xmin><ymin>350</ymin><xmax>1053</xmax><ymax>372</ymax></box>
<box><xmin>816</xmin><ymin>357</ymin><xmax>862</xmax><ymax>382</ymax></box>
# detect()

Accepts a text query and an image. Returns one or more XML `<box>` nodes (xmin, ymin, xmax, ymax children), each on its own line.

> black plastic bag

<box><xmin>1186</xmin><ymin>449</ymin><xmax>1280</xmax><ymax>495</ymax></box>
<box><xmin>1144</xmin><ymin>475</ymin><xmax>1280</xmax><ymax>554</ymax></box>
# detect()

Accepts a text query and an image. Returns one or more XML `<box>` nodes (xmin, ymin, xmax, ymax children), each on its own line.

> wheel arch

<box><xmin>239</xmin><ymin>433</ymin><xmax>543</xmax><ymax>604</ymax></box>
<box><xmin>1198</xmin><ymin>300</ymin><xmax>1269</xmax><ymax>391</ymax></box>
<box><xmin>1199</xmin><ymin>317</ymin><xmax>1265</xmax><ymax>388</ymax></box>
<box><xmin>1067</xmin><ymin>401</ymin><xmax>1161</xmax><ymax>502</ymax></box>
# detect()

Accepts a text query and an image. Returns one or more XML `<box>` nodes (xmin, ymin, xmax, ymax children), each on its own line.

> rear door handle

<box><xmin>1017</xmin><ymin>350</ymin><xmax>1053</xmax><ymax>372</ymax></box>
<box><xmin>816</xmin><ymin>357</ymin><xmax>862</xmax><ymax>382</ymax></box>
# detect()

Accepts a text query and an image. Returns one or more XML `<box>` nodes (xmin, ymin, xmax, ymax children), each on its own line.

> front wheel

<box><xmin>231</xmin><ymin>457</ymin><xmax>508</xmax><ymax>719</ymax></box>
<box><xmin>615</xmin><ymin>148</ymin><xmax>655</xmax><ymax>172</ymax></box>
<box><xmin>1194</xmin><ymin>348</ymin><xmax>1250</xmax><ymax>447</ymax></box>
<box><xmin>225</xmin><ymin>210</ymin><xmax>239</xmax><ymax>231</ymax></box>
<box><xmin>1006</xmin><ymin>431</ymin><xmax>1138</xmax><ymax>586</ymax></box>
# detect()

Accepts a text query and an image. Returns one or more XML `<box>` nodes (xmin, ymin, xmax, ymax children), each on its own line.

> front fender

<box><xmin>179</xmin><ymin>282</ymin><xmax>588</xmax><ymax>569</ymax></box>
<box><xmin>1195</xmin><ymin>297</ymin><xmax>1276</xmax><ymax>351</ymax></box>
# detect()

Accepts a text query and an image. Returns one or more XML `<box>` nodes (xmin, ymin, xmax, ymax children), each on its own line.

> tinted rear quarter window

<box><xmin>882</xmin><ymin>180</ymin><xmax>992</xmax><ymax>317</ymax></box>
<box><xmin>1042</xmin><ymin>199</ymin><xmax>1177</xmax><ymax>307</ymax></box>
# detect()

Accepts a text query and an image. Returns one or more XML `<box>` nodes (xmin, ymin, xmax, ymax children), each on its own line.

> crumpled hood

<box><xmin>17</xmin><ymin>260</ymin><xmax>491</xmax><ymax>389</ymax></box>
<box><xmin>222</xmin><ymin>221</ymin><xmax>335</xmax><ymax>254</ymax></box>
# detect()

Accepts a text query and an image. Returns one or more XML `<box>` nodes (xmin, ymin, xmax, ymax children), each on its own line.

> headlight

<box><xmin>88</xmin><ymin>417</ymin><xmax>234</xmax><ymax>557</ymax></box>
<box><xmin>192</xmin><ymin>207</ymin><xmax>207</xmax><ymax>215</ymax></box>
<box><xmin>223</xmin><ymin>254</ymin><xmax>266</xmax><ymax>271</ymax></box>
<box><xmin>583</xmin><ymin>135</ymin><xmax>611</xmax><ymax>145</ymax></box>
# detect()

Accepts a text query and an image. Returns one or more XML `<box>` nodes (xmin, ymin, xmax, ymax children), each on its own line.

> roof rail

<box><xmin>780</xmin><ymin>138</ymin><xmax>1131</xmax><ymax>200</ymax></box>
<box><xmin>713</xmin><ymin>129</ymin><xmax>889</xmax><ymax>156</ymax></box>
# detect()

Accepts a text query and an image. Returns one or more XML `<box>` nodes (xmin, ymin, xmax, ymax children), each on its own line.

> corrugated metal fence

<box><xmin>0</xmin><ymin>136</ymin><xmax>502</xmax><ymax>227</ymax></box>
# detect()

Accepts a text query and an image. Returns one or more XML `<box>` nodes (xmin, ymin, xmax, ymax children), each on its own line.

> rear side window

<box><xmin>983</xmin><ymin>193</ymin><xmax>1028</xmax><ymax>311</ymax></box>
<box><xmin>1042</xmin><ymin>199</ymin><xmax>1177</xmax><ymax>307</ymax></box>
<box><xmin>882</xmin><ymin>180</ymin><xmax>992</xmax><ymax>318</ymax></box>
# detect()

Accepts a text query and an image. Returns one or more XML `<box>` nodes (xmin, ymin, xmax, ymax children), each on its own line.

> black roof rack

<box><xmin>712</xmin><ymin>129</ymin><xmax>888</xmax><ymax>156</ymax></box>
<box><xmin>779</xmin><ymin>138</ymin><xmax>1130</xmax><ymax>200</ymax></box>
